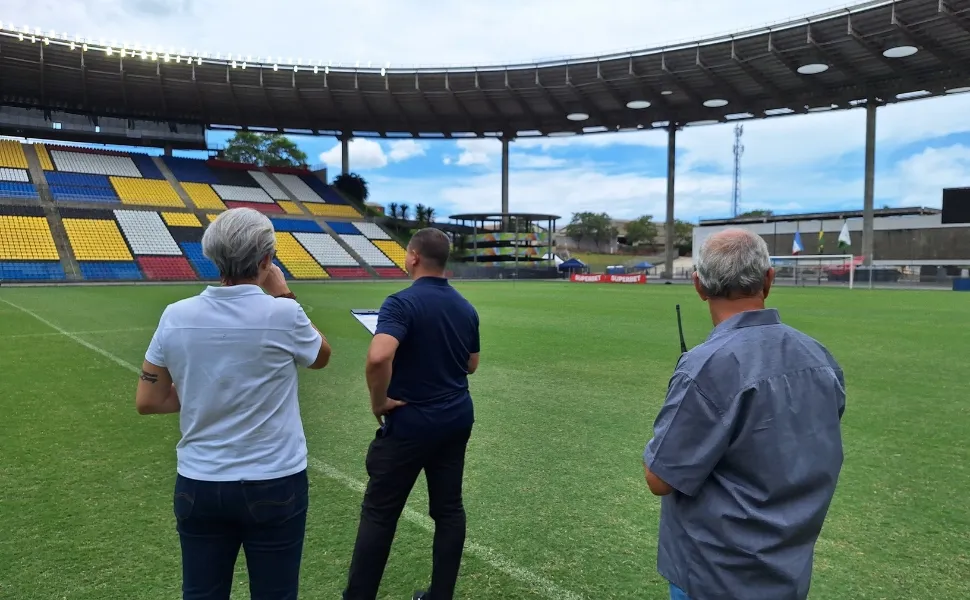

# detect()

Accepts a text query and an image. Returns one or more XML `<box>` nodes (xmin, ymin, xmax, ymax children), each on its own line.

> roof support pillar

<box><xmin>862</xmin><ymin>101</ymin><xmax>877</xmax><ymax>269</ymax></box>
<box><xmin>501</xmin><ymin>136</ymin><xmax>511</xmax><ymax>229</ymax></box>
<box><xmin>663</xmin><ymin>124</ymin><xmax>678</xmax><ymax>280</ymax></box>
<box><xmin>339</xmin><ymin>133</ymin><xmax>352</xmax><ymax>175</ymax></box>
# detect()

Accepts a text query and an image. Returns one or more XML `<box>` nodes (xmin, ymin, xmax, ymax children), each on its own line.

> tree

<box><xmin>400</xmin><ymin>204</ymin><xmax>410</xmax><ymax>221</ymax></box>
<box><xmin>388</xmin><ymin>202</ymin><xmax>399</xmax><ymax>219</ymax></box>
<box><xmin>564</xmin><ymin>212</ymin><xmax>616</xmax><ymax>251</ymax></box>
<box><xmin>737</xmin><ymin>209</ymin><xmax>773</xmax><ymax>218</ymax></box>
<box><xmin>674</xmin><ymin>219</ymin><xmax>694</xmax><ymax>254</ymax></box>
<box><xmin>425</xmin><ymin>207</ymin><xmax>436</xmax><ymax>223</ymax></box>
<box><xmin>624</xmin><ymin>215</ymin><xmax>659</xmax><ymax>247</ymax></box>
<box><xmin>415</xmin><ymin>204</ymin><xmax>427</xmax><ymax>225</ymax></box>
<box><xmin>223</xmin><ymin>132</ymin><xmax>308</xmax><ymax>167</ymax></box>
<box><xmin>332</xmin><ymin>172</ymin><xmax>369</xmax><ymax>203</ymax></box>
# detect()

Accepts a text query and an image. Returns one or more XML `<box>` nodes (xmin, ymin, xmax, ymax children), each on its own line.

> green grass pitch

<box><xmin>1</xmin><ymin>282</ymin><xmax>968</xmax><ymax>599</ymax></box>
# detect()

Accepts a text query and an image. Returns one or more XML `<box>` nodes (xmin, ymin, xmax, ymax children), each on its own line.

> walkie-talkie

<box><xmin>675</xmin><ymin>304</ymin><xmax>688</xmax><ymax>354</ymax></box>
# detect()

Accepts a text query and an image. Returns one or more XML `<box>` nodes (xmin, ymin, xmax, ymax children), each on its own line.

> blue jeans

<box><xmin>174</xmin><ymin>469</ymin><xmax>309</xmax><ymax>600</ymax></box>
<box><xmin>670</xmin><ymin>583</ymin><xmax>692</xmax><ymax>600</ymax></box>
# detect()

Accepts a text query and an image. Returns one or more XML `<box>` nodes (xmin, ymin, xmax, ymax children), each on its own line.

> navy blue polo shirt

<box><xmin>375</xmin><ymin>276</ymin><xmax>480</xmax><ymax>437</ymax></box>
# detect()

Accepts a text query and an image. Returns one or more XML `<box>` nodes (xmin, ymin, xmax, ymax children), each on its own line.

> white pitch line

<box><xmin>4</xmin><ymin>326</ymin><xmax>153</xmax><ymax>340</ymax></box>
<box><xmin>0</xmin><ymin>296</ymin><xmax>585</xmax><ymax>600</ymax></box>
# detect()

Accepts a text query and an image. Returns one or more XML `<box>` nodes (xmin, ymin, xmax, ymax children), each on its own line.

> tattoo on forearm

<box><xmin>140</xmin><ymin>370</ymin><xmax>159</xmax><ymax>384</ymax></box>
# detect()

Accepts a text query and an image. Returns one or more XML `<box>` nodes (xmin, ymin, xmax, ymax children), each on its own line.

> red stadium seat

<box><xmin>137</xmin><ymin>256</ymin><xmax>198</xmax><ymax>280</ymax></box>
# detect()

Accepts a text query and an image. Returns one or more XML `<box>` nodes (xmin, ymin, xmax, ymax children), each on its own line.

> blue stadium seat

<box><xmin>326</xmin><ymin>221</ymin><xmax>360</xmax><ymax>235</ymax></box>
<box><xmin>130</xmin><ymin>154</ymin><xmax>166</xmax><ymax>179</ymax></box>
<box><xmin>46</xmin><ymin>172</ymin><xmax>114</xmax><ymax>187</ymax></box>
<box><xmin>0</xmin><ymin>261</ymin><xmax>65</xmax><ymax>280</ymax></box>
<box><xmin>50</xmin><ymin>184</ymin><xmax>120</xmax><ymax>203</ymax></box>
<box><xmin>270</xmin><ymin>217</ymin><xmax>323</xmax><ymax>233</ymax></box>
<box><xmin>300</xmin><ymin>176</ymin><xmax>346</xmax><ymax>205</ymax></box>
<box><xmin>180</xmin><ymin>242</ymin><xmax>220</xmax><ymax>279</ymax></box>
<box><xmin>273</xmin><ymin>258</ymin><xmax>293</xmax><ymax>280</ymax></box>
<box><xmin>0</xmin><ymin>181</ymin><xmax>38</xmax><ymax>199</ymax></box>
<box><xmin>162</xmin><ymin>157</ymin><xmax>220</xmax><ymax>184</ymax></box>
<box><xmin>78</xmin><ymin>261</ymin><xmax>144</xmax><ymax>280</ymax></box>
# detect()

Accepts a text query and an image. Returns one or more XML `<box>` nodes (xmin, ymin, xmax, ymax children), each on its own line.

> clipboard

<box><xmin>350</xmin><ymin>309</ymin><xmax>380</xmax><ymax>336</ymax></box>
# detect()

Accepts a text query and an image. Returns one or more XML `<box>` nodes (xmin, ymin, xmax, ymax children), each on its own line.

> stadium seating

<box><xmin>110</xmin><ymin>177</ymin><xmax>184</xmax><ymax>207</ymax></box>
<box><xmin>34</xmin><ymin>144</ymin><xmax>54</xmax><ymax>170</ymax></box>
<box><xmin>161</xmin><ymin>212</ymin><xmax>202</xmax><ymax>227</ymax></box>
<box><xmin>270</xmin><ymin>217</ymin><xmax>324</xmax><ymax>233</ymax></box>
<box><xmin>325</xmin><ymin>266</ymin><xmax>372</xmax><ymax>278</ymax></box>
<box><xmin>62</xmin><ymin>217</ymin><xmax>133</xmax><ymax>261</ymax></box>
<box><xmin>0</xmin><ymin>214</ymin><xmax>59</xmax><ymax>260</ymax></box>
<box><xmin>352</xmin><ymin>222</ymin><xmax>392</xmax><ymax>240</ymax></box>
<box><xmin>137</xmin><ymin>256</ymin><xmax>198</xmax><ymax>280</ymax></box>
<box><xmin>50</xmin><ymin>150</ymin><xmax>142</xmax><ymax>177</ymax></box>
<box><xmin>292</xmin><ymin>232</ymin><xmax>360</xmax><ymax>267</ymax></box>
<box><xmin>305</xmin><ymin>203</ymin><xmax>361</xmax><ymax>218</ymax></box>
<box><xmin>114</xmin><ymin>210</ymin><xmax>182</xmax><ymax>255</ymax></box>
<box><xmin>130</xmin><ymin>154</ymin><xmax>166</xmax><ymax>179</ymax></box>
<box><xmin>181</xmin><ymin>182</ymin><xmax>227</xmax><ymax>210</ymax></box>
<box><xmin>162</xmin><ymin>156</ymin><xmax>220</xmax><ymax>184</ymax></box>
<box><xmin>273</xmin><ymin>173</ymin><xmax>325</xmax><ymax>203</ymax></box>
<box><xmin>277</xmin><ymin>201</ymin><xmax>303</xmax><ymax>215</ymax></box>
<box><xmin>0</xmin><ymin>168</ymin><xmax>29</xmax><ymax>182</ymax></box>
<box><xmin>373</xmin><ymin>240</ymin><xmax>408</xmax><ymax>271</ymax></box>
<box><xmin>248</xmin><ymin>171</ymin><xmax>289</xmax><ymax>200</ymax></box>
<box><xmin>0</xmin><ymin>261</ymin><xmax>65</xmax><ymax>280</ymax></box>
<box><xmin>0</xmin><ymin>140</ymin><xmax>28</xmax><ymax>169</ymax></box>
<box><xmin>79</xmin><ymin>261</ymin><xmax>144</xmax><ymax>280</ymax></box>
<box><xmin>0</xmin><ymin>181</ymin><xmax>39</xmax><ymax>200</ymax></box>
<box><xmin>213</xmin><ymin>184</ymin><xmax>275</xmax><ymax>204</ymax></box>
<box><xmin>274</xmin><ymin>232</ymin><xmax>328</xmax><ymax>279</ymax></box>
<box><xmin>224</xmin><ymin>200</ymin><xmax>284</xmax><ymax>214</ymax></box>
<box><xmin>47</xmin><ymin>172</ymin><xmax>120</xmax><ymax>204</ymax></box>
<box><xmin>338</xmin><ymin>234</ymin><xmax>396</xmax><ymax>268</ymax></box>
<box><xmin>179</xmin><ymin>241</ymin><xmax>220</xmax><ymax>280</ymax></box>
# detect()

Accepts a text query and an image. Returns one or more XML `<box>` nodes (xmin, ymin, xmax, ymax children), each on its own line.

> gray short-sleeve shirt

<box><xmin>644</xmin><ymin>309</ymin><xmax>845</xmax><ymax>600</ymax></box>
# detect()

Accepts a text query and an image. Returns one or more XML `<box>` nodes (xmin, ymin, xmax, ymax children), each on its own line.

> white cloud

<box><xmin>512</xmin><ymin>154</ymin><xmax>569</xmax><ymax>169</ymax></box>
<box><xmin>318</xmin><ymin>138</ymin><xmax>387</xmax><ymax>170</ymax></box>
<box><xmin>454</xmin><ymin>139</ymin><xmax>501</xmax><ymax>167</ymax></box>
<box><xmin>387</xmin><ymin>140</ymin><xmax>426</xmax><ymax>162</ymax></box>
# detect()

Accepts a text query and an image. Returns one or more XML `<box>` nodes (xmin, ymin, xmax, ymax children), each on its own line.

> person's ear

<box><xmin>692</xmin><ymin>272</ymin><xmax>708</xmax><ymax>301</ymax></box>
<box><xmin>763</xmin><ymin>267</ymin><xmax>775</xmax><ymax>299</ymax></box>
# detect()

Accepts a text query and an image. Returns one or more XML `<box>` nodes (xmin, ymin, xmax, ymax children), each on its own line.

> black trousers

<box><xmin>343</xmin><ymin>425</ymin><xmax>473</xmax><ymax>600</ymax></box>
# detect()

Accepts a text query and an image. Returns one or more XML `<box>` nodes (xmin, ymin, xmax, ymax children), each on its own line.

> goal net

<box><xmin>769</xmin><ymin>255</ymin><xmax>856</xmax><ymax>288</ymax></box>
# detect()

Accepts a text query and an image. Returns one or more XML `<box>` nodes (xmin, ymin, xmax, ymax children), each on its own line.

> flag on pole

<box><xmin>838</xmin><ymin>221</ymin><xmax>852</xmax><ymax>251</ymax></box>
<box><xmin>792</xmin><ymin>231</ymin><xmax>803</xmax><ymax>255</ymax></box>
<box><xmin>818</xmin><ymin>225</ymin><xmax>825</xmax><ymax>254</ymax></box>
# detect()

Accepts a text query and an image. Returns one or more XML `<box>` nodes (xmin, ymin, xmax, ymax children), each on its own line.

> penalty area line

<box><xmin>0</xmin><ymin>296</ymin><xmax>585</xmax><ymax>600</ymax></box>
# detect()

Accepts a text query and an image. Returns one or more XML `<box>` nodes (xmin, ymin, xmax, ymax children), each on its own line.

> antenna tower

<box><xmin>732</xmin><ymin>123</ymin><xmax>744</xmax><ymax>217</ymax></box>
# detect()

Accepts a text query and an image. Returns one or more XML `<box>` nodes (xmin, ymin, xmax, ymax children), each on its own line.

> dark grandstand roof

<box><xmin>699</xmin><ymin>206</ymin><xmax>941</xmax><ymax>226</ymax></box>
<box><xmin>2</xmin><ymin>0</ymin><xmax>970</xmax><ymax>138</ymax></box>
<box><xmin>450</xmin><ymin>212</ymin><xmax>562</xmax><ymax>222</ymax></box>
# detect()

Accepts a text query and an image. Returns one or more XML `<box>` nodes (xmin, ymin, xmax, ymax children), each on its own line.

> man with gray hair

<box><xmin>642</xmin><ymin>228</ymin><xmax>845</xmax><ymax>600</ymax></box>
<box><xmin>136</xmin><ymin>207</ymin><xmax>331</xmax><ymax>600</ymax></box>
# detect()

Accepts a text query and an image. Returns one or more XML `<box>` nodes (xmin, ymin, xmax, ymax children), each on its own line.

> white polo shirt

<box><xmin>145</xmin><ymin>284</ymin><xmax>322</xmax><ymax>482</ymax></box>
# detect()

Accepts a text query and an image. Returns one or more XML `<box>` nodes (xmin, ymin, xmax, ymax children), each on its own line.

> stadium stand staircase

<box><xmin>22</xmin><ymin>144</ymin><xmax>80</xmax><ymax>280</ymax></box>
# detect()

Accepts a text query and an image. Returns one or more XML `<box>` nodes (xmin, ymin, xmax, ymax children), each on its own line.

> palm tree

<box><xmin>425</xmin><ymin>207</ymin><xmax>436</xmax><ymax>223</ymax></box>
<box><xmin>400</xmin><ymin>204</ymin><xmax>410</xmax><ymax>221</ymax></box>
<box><xmin>388</xmin><ymin>202</ymin><xmax>399</xmax><ymax>219</ymax></box>
<box><xmin>415</xmin><ymin>204</ymin><xmax>427</xmax><ymax>226</ymax></box>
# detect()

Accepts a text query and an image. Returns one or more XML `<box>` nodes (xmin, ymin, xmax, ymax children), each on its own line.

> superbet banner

<box><xmin>570</xmin><ymin>274</ymin><xmax>647</xmax><ymax>284</ymax></box>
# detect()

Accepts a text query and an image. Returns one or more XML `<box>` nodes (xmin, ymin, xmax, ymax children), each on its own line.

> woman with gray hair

<box><xmin>135</xmin><ymin>207</ymin><xmax>331</xmax><ymax>600</ymax></box>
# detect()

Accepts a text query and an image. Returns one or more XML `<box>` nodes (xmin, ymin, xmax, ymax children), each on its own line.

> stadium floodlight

<box><xmin>797</xmin><ymin>63</ymin><xmax>828</xmax><ymax>75</ymax></box>
<box><xmin>273</xmin><ymin>63</ymin><xmax>279</xmax><ymax>71</ymax></box>
<box><xmin>241</xmin><ymin>62</ymin><xmax>247</xmax><ymax>69</ymax></box>
<box><xmin>566</xmin><ymin>112</ymin><xmax>589</xmax><ymax>121</ymax></box>
<box><xmin>325</xmin><ymin>65</ymin><xmax>330</xmax><ymax>74</ymax></box>
<box><xmin>313</xmin><ymin>65</ymin><xmax>319</xmax><ymax>74</ymax></box>
<box><xmin>106</xmin><ymin>47</ymin><xmax>112</xmax><ymax>55</ymax></box>
<box><xmin>883</xmin><ymin>45</ymin><xmax>917</xmax><ymax>58</ymax></box>
<box><xmin>43</xmin><ymin>37</ymin><xmax>49</xmax><ymax>45</ymax></box>
<box><xmin>163</xmin><ymin>53</ymin><xmax>170</xmax><ymax>62</ymax></box>
<box><xmin>626</xmin><ymin>100</ymin><xmax>651</xmax><ymax>109</ymax></box>
<box><xmin>176</xmin><ymin>55</ymin><xmax>182</xmax><ymax>63</ymax></box>
<box><xmin>18</xmin><ymin>32</ymin><xmax>23</xmax><ymax>41</ymax></box>
<box><xmin>69</xmin><ymin>42</ymin><xmax>75</xmax><ymax>50</ymax></box>
<box><xmin>703</xmin><ymin>98</ymin><xmax>728</xmax><ymax>107</ymax></box>
<box><xmin>82</xmin><ymin>43</ymin><xmax>88</xmax><ymax>52</ymax></box>
<box><xmin>141</xmin><ymin>50</ymin><xmax>147</xmax><ymax>59</ymax></box>
<box><xmin>196</xmin><ymin>56</ymin><xmax>201</xmax><ymax>65</ymax></box>
<box><xmin>231</xmin><ymin>60</ymin><xmax>237</xmax><ymax>68</ymax></box>
<box><xmin>150</xmin><ymin>51</ymin><xmax>157</xmax><ymax>60</ymax></box>
<box><xmin>381</xmin><ymin>67</ymin><xmax>386</xmax><ymax>76</ymax></box>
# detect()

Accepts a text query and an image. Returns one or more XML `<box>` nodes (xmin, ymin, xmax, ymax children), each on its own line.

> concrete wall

<box><xmin>693</xmin><ymin>214</ymin><xmax>970</xmax><ymax>263</ymax></box>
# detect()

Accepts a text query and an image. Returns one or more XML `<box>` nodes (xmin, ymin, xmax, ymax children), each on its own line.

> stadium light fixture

<box><xmin>946</xmin><ymin>86</ymin><xmax>970</xmax><ymax>94</ymax></box>
<box><xmin>231</xmin><ymin>60</ymin><xmax>237</xmax><ymax>68</ymax></box>
<box><xmin>273</xmin><ymin>63</ymin><xmax>279</xmax><ymax>71</ymax></box>
<box><xmin>242</xmin><ymin>62</ymin><xmax>247</xmax><ymax>69</ymax></box>
<box><xmin>661</xmin><ymin>90</ymin><xmax>673</xmax><ymax>95</ymax></box>
<box><xmin>896</xmin><ymin>90</ymin><xmax>930</xmax><ymax>100</ymax></box>
<box><xmin>83</xmin><ymin>43</ymin><xmax>88</xmax><ymax>52</ymax></box>
<box><xmin>796</xmin><ymin>63</ymin><xmax>829</xmax><ymax>75</ymax></box>
<box><xmin>106</xmin><ymin>47</ymin><xmax>112</xmax><ymax>55</ymax></box>
<box><xmin>43</xmin><ymin>37</ymin><xmax>49</xmax><ymax>45</ymax></box>
<box><xmin>548</xmin><ymin>131</ymin><xmax>577</xmax><ymax>137</ymax></box>
<box><xmin>686</xmin><ymin>119</ymin><xmax>720</xmax><ymax>126</ymax></box>
<box><xmin>163</xmin><ymin>53</ymin><xmax>170</xmax><ymax>62</ymax></box>
<box><xmin>69</xmin><ymin>42</ymin><xmax>75</xmax><ymax>50</ymax></box>
<box><xmin>313</xmin><ymin>65</ymin><xmax>319</xmax><ymax>74</ymax></box>
<box><xmin>325</xmin><ymin>65</ymin><xmax>330</xmax><ymax>74</ymax></box>
<box><xmin>626</xmin><ymin>100</ymin><xmax>651</xmax><ymax>109</ymax></box>
<box><xmin>150</xmin><ymin>51</ymin><xmax>158</xmax><ymax>60</ymax></box>
<box><xmin>196</xmin><ymin>56</ymin><xmax>202</xmax><ymax>65</ymax></box>
<box><xmin>566</xmin><ymin>112</ymin><xmax>589</xmax><ymax>121</ymax></box>
<box><xmin>141</xmin><ymin>50</ymin><xmax>147</xmax><ymax>59</ymax></box>
<box><xmin>703</xmin><ymin>99</ymin><xmax>728</xmax><ymax>108</ymax></box>
<box><xmin>883</xmin><ymin>45</ymin><xmax>917</xmax><ymax>58</ymax></box>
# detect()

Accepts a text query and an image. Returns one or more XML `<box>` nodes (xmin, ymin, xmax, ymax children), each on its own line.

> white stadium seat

<box><xmin>352</xmin><ymin>221</ymin><xmax>391</xmax><ymax>240</ymax></box>
<box><xmin>211</xmin><ymin>184</ymin><xmax>275</xmax><ymax>203</ymax></box>
<box><xmin>339</xmin><ymin>234</ymin><xmax>395</xmax><ymax>267</ymax></box>
<box><xmin>292</xmin><ymin>232</ymin><xmax>360</xmax><ymax>267</ymax></box>
<box><xmin>51</xmin><ymin>150</ymin><xmax>142</xmax><ymax>177</ymax></box>
<box><xmin>0</xmin><ymin>168</ymin><xmax>29</xmax><ymax>182</ymax></box>
<box><xmin>273</xmin><ymin>173</ymin><xmax>325</xmax><ymax>203</ymax></box>
<box><xmin>113</xmin><ymin>210</ymin><xmax>181</xmax><ymax>255</ymax></box>
<box><xmin>248</xmin><ymin>171</ymin><xmax>290</xmax><ymax>200</ymax></box>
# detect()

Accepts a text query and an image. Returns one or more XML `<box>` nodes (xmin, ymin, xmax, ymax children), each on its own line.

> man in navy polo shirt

<box><xmin>343</xmin><ymin>228</ymin><xmax>480</xmax><ymax>600</ymax></box>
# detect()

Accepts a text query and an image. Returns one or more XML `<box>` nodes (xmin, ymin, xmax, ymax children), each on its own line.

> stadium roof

<box><xmin>698</xmin><ymin>206</ymin><xmax>941</xmax><ymax>226</ymax></box>
<box><xmin>2</xmin><ymin>0</ymin><xmax>970</xmax><ymax>138</ymax></box>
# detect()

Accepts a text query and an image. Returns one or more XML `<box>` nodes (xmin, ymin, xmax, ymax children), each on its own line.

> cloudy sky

<box><xmin>8</xmin><ymin>0</ymin><xmax>970</xmax><ymax>223</ymax></box>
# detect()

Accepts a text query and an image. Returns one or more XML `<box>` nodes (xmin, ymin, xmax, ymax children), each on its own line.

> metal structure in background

<box><xmin>3</xmin><ymin>0</ymin><xmax>970</xmax><ymax>278</ymax></box>
<box><xmin>732</xmin><ymin>124</ymin><xmax>744</xmax><ymax>218</ymax></box>
<box><xmin>447</xmin><ymin>212</ymin><xmax>560</xmax><ymax>280</ymax></box>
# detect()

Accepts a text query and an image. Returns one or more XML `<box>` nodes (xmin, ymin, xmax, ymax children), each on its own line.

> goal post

<box><xmin>769</xmin><ymin>254</ymin><xmax>856</xmax><ymax>289</ymax></box>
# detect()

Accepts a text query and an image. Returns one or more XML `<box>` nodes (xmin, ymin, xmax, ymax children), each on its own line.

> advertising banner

<box><xmin>569</xmin><ymin>274</ymin><xmax>647</xmax><ymax>284</ymax></box>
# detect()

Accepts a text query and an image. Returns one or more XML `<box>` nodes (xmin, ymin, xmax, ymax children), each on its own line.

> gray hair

<box><xmin>202</xmin><ymin>208</ymin><xmax>276</xmax><ymax>282</ymax></box>
<box><xmin>695</xmin><ymin>228</ymin><xmax>771</xmax><ymax>298</ymax></box>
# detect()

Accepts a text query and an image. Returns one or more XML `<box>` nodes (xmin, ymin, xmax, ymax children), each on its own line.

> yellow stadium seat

<box><xmin>0</xmin><ymin>140</ymin><xmax>28</xmax><ymax>169</ymax></box>
<box><xmin>277</xmin><ymin>201</ymin><xmax>303</xmax><ymax>215</ymax></box>
<box><xmin>0</xmin><ymin>216</ymin><xmax>59</xmax><ymax>260</ymax></box>
<box><xmin>34</xmin><ymin>144</ymin><xmax>54</xmax><ymax>170</ymax></box>
<box><xmin>181</xmin><ymin>182</ymin><xmax>227</xmax><ymax>210</ymax></box>
<box><xmin>206</xmin><ymin>213</ymin><xmax>221</xmax><ymax>222</ymax></box>
<box><xmin>275</xmin><ymin>232</ymin><xmax>328</xmax><ymax>279</ymax></box>
<box><xmin>305</xmin><ymin>204</ymin><xmax>361</xmax><ymax>218</ymax></box>
<box><xmin>63</xmin><ymin>218</ymin><xmax>133</xmax><ymax>261</ymax></box>
<box><xmin>373</xmin><ymin>240</ymin><xmax>407</xmax><ymax>270</ymax></box>
<box><xmin>162</xmin><ymin>212</ymin><xmax>202</xmax><ymax>227</ymax></box>
<box><xmin>110</xmin><ymin>177</ymin><xmax>184</xmax><ymax>208</ymax></box>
